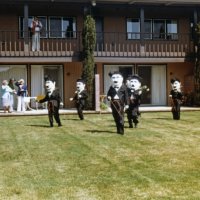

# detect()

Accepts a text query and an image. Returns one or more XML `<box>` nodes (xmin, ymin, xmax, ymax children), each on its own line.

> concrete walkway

<box><xmin>0</xmin><ymin>106</ymin><xmax>200</xmax><ymax>117</ymax></box>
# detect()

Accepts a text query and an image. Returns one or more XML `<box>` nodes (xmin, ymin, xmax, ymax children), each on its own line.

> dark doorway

<box><xmin>119</xmin><ymin>67</ymin><xmax>132</xmax><ymax>83</ymax></box>
<box><xmin>137</xmin><ymin>66</ymin><xmax>151</xmax><ymax>104</ymax></box>
<box><xmin>95</xmin><ymin>17</ymin><xmax>104</xmax><ymax>51</ymax></box>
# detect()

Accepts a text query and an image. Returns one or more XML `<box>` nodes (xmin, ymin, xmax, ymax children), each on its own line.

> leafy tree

<box><xmin>193</xmin><ymin>23</ymin><xmax>200</xmax><ymax>105</ymax></box>
<box><xmin>81</xmin><ymin>15</ymin><xmax>96</xmax><ymax>109</ymax></box>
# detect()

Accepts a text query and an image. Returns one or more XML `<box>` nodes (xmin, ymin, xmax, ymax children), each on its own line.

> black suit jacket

<box><xmin>73</xmin><ymin>90</ymin><xmax>88</xmax><ymax>106</ymax></box>
<box><xmin>107</xmin><ymin>84</ymin><xmax>128</xmax><ymax>106</ymax></box>
<box><xmin>39</xmin><ymin>89</ymin><xmax>61</xmax><ymax>108</ymax></box>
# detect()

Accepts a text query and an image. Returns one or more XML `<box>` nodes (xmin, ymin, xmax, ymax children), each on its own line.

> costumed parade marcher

<box><xmin>169</xmin><ymin>78</ymin><xmax>184</xmax><ymax>120</ymax></box>
<box><xmin>15</xmin><ymin>79</ymin><xmax>27</xmax><ymax>112</ymax></box>
<box><xmin>126</xmin><ymin>74</ymin><xmax>143</xmax><ymax>128</ymax></box>
<box><xmin>70</xmin><ymin>79</ymin><xmax>88</xmax><ymax>120</ymax></box>
<box><xmin>38</xmin><ymin>76</ymin><xmax>62</xmax><ymax>127</ymax></box>
<box><xmin>30</xmin><ymin>16</ymin><xmax>42</xmax><ymax>51</ymax></box>
<box><xmin>1</xmin><ymin>80</ymin><xmax>15</xmax><ymax>113</ymax></box>
<box><xmin>107</xmin><ymin>72</ymin><xmax>129</xmax><ymax>135</ymax></box>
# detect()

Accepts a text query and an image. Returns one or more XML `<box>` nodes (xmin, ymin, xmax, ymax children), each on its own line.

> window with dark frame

<box><xmin>19</xmin><ymin>16</ymin><xmax>76</xmax><ymax>39</ymax></box>
<box><xmin>127</xmin><ymin>18</ymin><xmax>178</xmax><ymax>40</ymax></box>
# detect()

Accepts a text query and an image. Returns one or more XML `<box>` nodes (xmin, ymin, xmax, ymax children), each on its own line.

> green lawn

<box><xmin>0</xmin><ymin>111</ymin><xmax>200</xmax><ymax>200</ymax></box>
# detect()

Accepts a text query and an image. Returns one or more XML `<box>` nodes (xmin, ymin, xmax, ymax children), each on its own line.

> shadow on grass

<box><xmin>86</xmin><ymin>129</ymin><xmax>116</xmax><ymax>134</ymax></box>
<box><xmin>26</xmin><ymin>124</ymin><xmax>52</xmax><ymax>128</ymax></box>
<box><xmin>151</xmin><ymin>117</ymin><xmax>172</xmax><ymax>120</ymax></box>
<box><xmin>62</xmin><ymin>118</ymin><xmax>80</xmax><ymax>121</ymax></box>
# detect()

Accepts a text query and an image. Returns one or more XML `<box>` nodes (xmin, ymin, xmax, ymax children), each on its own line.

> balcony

<box><xmin>0</xmin><ymin>30</ymin><xmax>194</xmax><ymax>62</ymax></box>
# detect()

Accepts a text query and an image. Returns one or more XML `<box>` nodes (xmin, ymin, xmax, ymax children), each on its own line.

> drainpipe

<box><xmin>194</xmin><ymin>8</ymin><xmax>198</xmax><ymax>25</ymax></box>
<box><xmin>192</xmin><ymin>9</ymin><xmax>198</xmax><ymax>54</ymax></box>
<box><xmin>140</xmin><ymin>7</ymin><xmax>145</xmax><ymax>55</ymax></box>
<box><xmin>24</xmin><ymin>4</ymin><xmax>29</xmax><ymax>53</ymax></box>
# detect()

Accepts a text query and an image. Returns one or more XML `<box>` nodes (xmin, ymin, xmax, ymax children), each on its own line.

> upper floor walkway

<box><xmin>0</xmin><ymin>30</ymin><xmax>194</xmax><ymax>63</ymax></box>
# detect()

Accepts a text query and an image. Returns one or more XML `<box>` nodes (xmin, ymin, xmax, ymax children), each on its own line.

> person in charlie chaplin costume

<box><xmin>70</xmin><ymin>78</ymin><xmax>88</xmax><ymax>120</ymax></box>
<box><xmin>107</xmin><ymin>72</ymin><xmax>129</xmax><ymax>135</ymax></box>
<box><xmin>38</xmin><ymin>76</ymin><xmax>62</xmax><ymax>127</ymax></box>
<box><xmin>126</xmin><ymin>74</ymin><xmax>143</xmax><ymax>128</ymax></box>
<box><xmin>169</xmin><ymin>78</ymin><xmax>184</xmax><ymax>120</ymax></box>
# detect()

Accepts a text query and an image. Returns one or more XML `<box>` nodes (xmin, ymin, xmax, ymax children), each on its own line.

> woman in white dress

<box><xmin>1</xmin><ymin>80</ymin><xmax>15</xmax><ymax>113</ymax></box>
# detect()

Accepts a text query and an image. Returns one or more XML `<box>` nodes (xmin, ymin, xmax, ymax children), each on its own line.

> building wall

<box><xmin>0</xmin><ymin>4</ymin><xmax>196</xmax><ymax>108</ymax></box>
<box><xmin>0</xmin><ymin>14</ymin><xmax>18</xmax><ymax>30</ymax></box>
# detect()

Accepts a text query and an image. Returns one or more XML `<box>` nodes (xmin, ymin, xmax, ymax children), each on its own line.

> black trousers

<box><xmin>76</xmin><ymin>103</ymin><xmax>84</xmax><ymax>120</ymax></box>
<box><xmin>111</xmin><ymin>100</ymin><xmax>124</xmax><ymax>134</ymax></box>
<box><xmin>172</xmin><ymin>100</ymin><xmax>181</xmax><ymax>120</ymax></box>
<box><xmin>127</xmin><ymin>105</ymin><xmax>139</xmax><ymax>127</ymax></box>
<box><xmin>48</xmin><ymin>102</ymin><xmax>61</xmax><ymax>126</ymax></box>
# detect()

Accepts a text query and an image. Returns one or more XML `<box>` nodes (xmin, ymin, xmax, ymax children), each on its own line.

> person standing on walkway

<box><xmin>8</xmin><ymin>78</ymin><xmax>16</xmax><ymax>112</ymax></box>
<box><xmin>15</xmin><ymin>79</ymin><xmax>27</xmax><ymax>112</ymax></box>
<box><xmin>1</xmin><ymin>80</ymin><xmax>15</xmax><ymax>113</ymax></box>
<box><xmin>31</xmin><ymin>16</ymin><xmax>42</xmax><ymax>51</ymax></box>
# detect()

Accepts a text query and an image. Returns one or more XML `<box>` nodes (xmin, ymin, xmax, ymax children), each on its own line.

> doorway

<box><xmin>103</xmin><ymin>64</ymin><xmax>166</xmax><ymax>106</ymax></box>
<box><xmin>95</xmin><ymin>17</ymin><xmax>104</xmax><ymax>51</ymax></box>
<box><xmin>31</xmin><ymin>65</ymin><xmax>63</xmax><ymax>103</ymax></box>
<box><xmin>137</xmin><ymin>65</ymin><xmax>166</xmax><ymax>105</ymax></box>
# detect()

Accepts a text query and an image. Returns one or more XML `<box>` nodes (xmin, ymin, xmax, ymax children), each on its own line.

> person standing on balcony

<box><xmin>31</xmin><ymin>16</ymin><xmax>42</xmax><ymax>51</ymax></box>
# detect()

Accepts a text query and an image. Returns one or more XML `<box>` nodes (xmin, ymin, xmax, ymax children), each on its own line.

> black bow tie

<box><xmin>114</xmin><ymin>86</ymin><xmax>119</xmax><ymax>89</ymax></box>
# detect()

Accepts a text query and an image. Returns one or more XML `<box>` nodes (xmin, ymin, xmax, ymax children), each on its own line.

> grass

<box><xmin>0</xmin><ymin>111</ymin><xmax>200</xmax><ymax>200</ymax></box>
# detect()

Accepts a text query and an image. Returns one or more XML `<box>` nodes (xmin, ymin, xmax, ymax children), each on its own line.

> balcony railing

<box><xmin>0</xmin><ymin>30</ymin><xmax>194</xmax><ymax>59</ymax></box>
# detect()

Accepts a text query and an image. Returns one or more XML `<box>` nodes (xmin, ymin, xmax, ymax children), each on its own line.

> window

<box><xmin>49</xmin><ymin>17</ymin><xmax>76</xmax><ymax>38</ymax></box>
<box><xmin>19</xmin><ymin>16</ymin><xmax>76</xmax><ymax>39</ymax></box>
<box><xmin>126</xmin><ymin>18</ymin><xmax>178</xmax><ymax>40</ymax></box>
<box><xmin>144</xmin><ymin>19</ymin><xmax>152</xmax><ymax>39</ymax></box>
<box><xmin>19</xmin><ymin>16</ymin><xmax>47</xmax><ymax>38</ymax></box>
<box><xmin>127</xmin><ymin>18</ymin><xmax>140</xmax><ymax>39</ymax></box>
<box><xmin>153</xmin><ymin>19</ymin><xmax>178</xmax><ymax>40</ymax></box>
<box><xmin>166</xmin><ymin>20</ymin><xmax>178</xmax><ymax>40</ymax></box>
<box><xmin>63</xmin><ymin>17</ymin><xmax>76</xmax><ymax>38</ymax></box>
<box><xmin>153</xmin><ymin>19</ymin><xmax>165</xmax><ymax>39</ymax></box>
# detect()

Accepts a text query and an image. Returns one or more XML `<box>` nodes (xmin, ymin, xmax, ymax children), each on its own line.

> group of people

<box><xmin>1</xmin><ymin>73</ymin><xmax>184</xmax><ymax>136</ymax></box>
<box><xmin>1</xmin><ymin>78</ymin><xmax>27</xmax><ymax>113</ymax></box>
<box><xmin>107</xmin><ymin>72</ymin><xmax>145</xmax><ymax>135</ymax></box>
<box><xmin>107</xmin><ymin>71</ymin><xmax>184</xmax><ymax>135</ymax></box>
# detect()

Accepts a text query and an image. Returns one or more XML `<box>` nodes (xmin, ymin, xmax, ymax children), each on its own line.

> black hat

<box><xmin>108</xmin><ymin>71</ymin><xmax>123</xmax><ymax>77</ymax></box>
<box><xmin>44</xmin><ymin>75</ymin><xmax>54</xmax><ymax>82</ymax></box>
<box><xmin>130</xmin><ymin>74</ymin><xmax>142</xmax><ymax>82</ymax></box>
<box><xmin>76</xmin><ymin>78</ymin><xmax>85</xmax><ymax>84</ymax></box>
<box><xmin>171</xmin><ymin>78</ymin><xmax>180</xmax><ymax>84</ymax></box>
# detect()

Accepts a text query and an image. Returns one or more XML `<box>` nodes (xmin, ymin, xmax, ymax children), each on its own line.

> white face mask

<box><xmin>172</xmin><ymin>81</ymin><xmax>181</xmax><ymax>92</ymax></box>
<box><xmin>76</xmin><ymin>82</ymin><xmax>85</xmax><ymax>92</ymax></box>
<box><xmin>130</xmin><ymin>79</ymin><xmax>141</xmax><ymax>91</ymax></box>
<box><xmin>45</xmin><ymin>80</ymin><xmax>55</xmax><ymax>94</ymax></box>
<box><xmin>111</xmin><ymin>74</ymin><xmax>123</xmax><ymax>89</ymax></box>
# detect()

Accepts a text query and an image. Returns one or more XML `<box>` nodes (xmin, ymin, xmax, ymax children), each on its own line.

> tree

<box><xmin>81</xmin><ymin>15</ymin><xmax>96</xmax><ymax>109</ymax></box>
<box><xmin>194</xmin><ymin>23</ymin><xmax>200</xmax><ymax>105</ymax></box>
